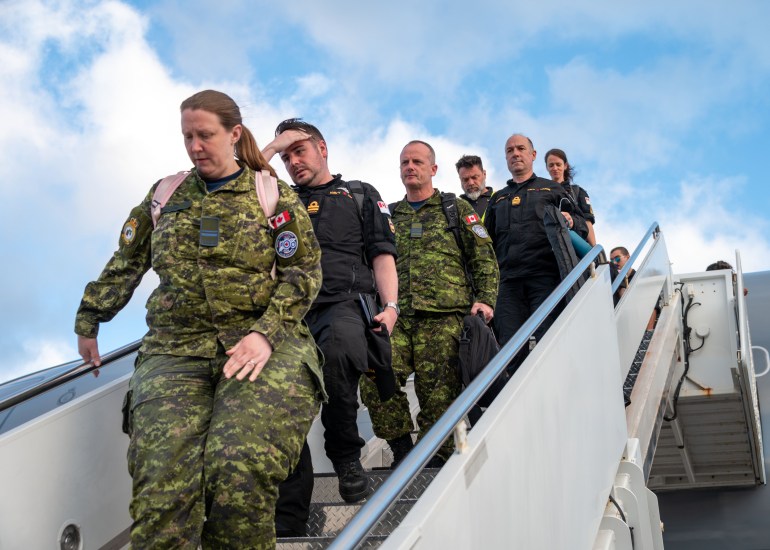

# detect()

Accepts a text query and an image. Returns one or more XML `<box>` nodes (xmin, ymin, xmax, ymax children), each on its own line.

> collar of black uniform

<box><xmin>295</xmin><ymin>174</ymin><xmax>343</xmax><ymax>193</ymax></box>
<box><xmin>507</xmin><ymin>173</ymin><xmax>538</xmax><ymax>188</ymax></box>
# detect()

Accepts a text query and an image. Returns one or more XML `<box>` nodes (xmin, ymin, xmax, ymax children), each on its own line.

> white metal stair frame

<box><xmin>381</xmin><ymin>263</ymin><xmax>634</xmax><ymax>549</ymax></box>
<box><xmin>0</xmin><ymin>365</ymin><xmax>133</xmax><ymax>549</ymax></box>
<box><xmin>595</xmin><ymin>439</ymin><xmax>664</xmax><ymax>550</ymax></box>
<box><xmin>1</xmin><ymin>226</ymin><xmax>765</xmax><ymax>549</ymax></box>
<box><xmin>377</xmin><ymin>232</ymin><xmax>676</xmax><ymax>550</ymax></box>
<box><xmin>648</xmin><ymin>253</ymin><xmax>765</xmax><ymax>491</ymax></box>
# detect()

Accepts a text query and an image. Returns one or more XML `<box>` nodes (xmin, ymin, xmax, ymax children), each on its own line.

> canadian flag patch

<box><xmin>464</xmin><ymin>213</ymin><xmax>480</xmax><ymax>224</ymax></box>
<box><xmin>377</xmin><ymin>201</ymin><xmax>390</xmax><ymax>214</ymax></box>
<box><xmin>270</xmin><ymin>210</ymin><xmax>292</xmax><ymax>230</ymax></box>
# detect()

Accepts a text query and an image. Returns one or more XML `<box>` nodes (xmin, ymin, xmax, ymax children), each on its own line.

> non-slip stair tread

<box><xmin>277</xmin><ymin>466</ymin><xmax>441</xmax><ymax>547</ymax></box>
<box><xmin>301</xmin><ymin>500</ymin><xmax>420</xmax><ymax>537</ymax></box>
<box><xmin>276</xmin><ymin>535</ymin><xmax>386</xmax><ymax>550</ymax></box>
<box><xmin>311</xmin><ymin>468</ymin><xmax>439</xmax><ymax>503</ymax></box>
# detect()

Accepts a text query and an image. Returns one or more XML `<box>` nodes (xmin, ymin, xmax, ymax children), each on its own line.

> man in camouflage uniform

<box><xmin>366</xmin><ymin>140</ymin><xmax>499</xmax><ymax>465</ymax></box>
<box><xmin>75</xmin><ymin>164</ymin><xmax>323</xmax><ymax>548</ymax></box>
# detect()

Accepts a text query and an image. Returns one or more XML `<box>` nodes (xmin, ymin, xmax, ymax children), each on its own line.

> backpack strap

<box><xmin>344</xmin><ymin>180</ymin><xmax>374</xmax><ymax>268</ymax></box>
<box><xmin>255</xmin><ymin>169</ymin><xmax>280</xmax><ymax>280</ymax></box>
<box><xmin>440</xmin><ymin>192</ymin><xmax>463</xmax><ymax>255</ymax></box>
<box><xmin>255</xmin><ymin>169</ymin><xmax>280</xmax><ymax>219</ymax></box>
<box><xmin>150</xmin><ymin>171</ymin><xmax>189</xmax><ymax>228</ymax></box>
<box><xmin>440</xmin><ymin>192</ymin><xmax>477</xmax><ymax>297</ymax></box>
<box><xmin>346</xmin><ymin>180</ymin><xmax>366</xmax><ymax>217</ymax></box>
<box><xmin>151</xmin><ymin>169</ymin><xmax>279</xmax><ymax>228</ymax></box>
<box><xmin>569</xmin><ymin>184</ymin><xmax>581</xmax><ymax>205</ymax></box>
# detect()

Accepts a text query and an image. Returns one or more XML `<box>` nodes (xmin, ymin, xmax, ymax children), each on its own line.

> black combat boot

<box><xmin>387</xmin><ymin>434</ymin><xmax>414</xmax><ymax>469</ymax></box>
<box><xmin>333</xmin><ymin>460</ymin><xmax>370</xmax><ymax>503</ymax></box>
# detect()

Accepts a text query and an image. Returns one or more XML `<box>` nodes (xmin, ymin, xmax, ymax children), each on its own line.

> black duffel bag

<box><xmin>457</xmin><ymin>312</ymin><xmax>507</xmax><ymax>408</ymax></box>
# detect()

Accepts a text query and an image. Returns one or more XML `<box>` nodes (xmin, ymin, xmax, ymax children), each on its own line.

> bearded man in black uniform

<box><xmin>455</xmin><ymin>154</ymin><xmax>494</xmax><ymax>217</ymax></box>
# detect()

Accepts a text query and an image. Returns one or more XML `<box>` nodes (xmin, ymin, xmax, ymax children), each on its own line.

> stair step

<box><xmin>277</xmin><ymin>467</ymin><xmax>440</xmax><ymax>547</ymax></box>
<box><xmin>304</xmin><ymin>500</ymin><xmax>418</xmax><ymax>537</ymax></box>
<box><xmin>311</xmin><ymin>468</ymin><xmax>439</xmax><ymax>504</ymax></box>
<box><xmin>276</xmin><ymin>535</ymin><xmax>386</xmax><ymax>550</ymax></box>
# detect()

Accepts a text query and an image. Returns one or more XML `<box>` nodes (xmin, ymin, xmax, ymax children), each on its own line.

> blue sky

<box><xmin>1</xmin><ymin>0</ymin><xmax>769</xmax><ymax>383</ymax></box>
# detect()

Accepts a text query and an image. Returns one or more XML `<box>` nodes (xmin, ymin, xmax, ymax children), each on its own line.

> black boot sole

<box><xmin>339</xmin><ymin>481</ymin><xmax>371</xmax><ymax>503</ymax></box>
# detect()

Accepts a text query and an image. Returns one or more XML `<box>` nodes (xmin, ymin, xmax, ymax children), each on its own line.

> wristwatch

<box><xmin>385</xmin><ymin>301</ymin><xmax>400</xmax><ymax>316</ymax></box>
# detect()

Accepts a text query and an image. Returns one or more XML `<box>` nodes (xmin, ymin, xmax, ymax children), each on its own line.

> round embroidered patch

<box><xmin>121</xmin><ymin>218</ymin><xmax>139</xmax><ymax>246</ymax></box>
<box><xmin>471</xmin><ymin>224</ymin><xmax>489</xmax><ymax>239</ymax></box>
<box><xmin>275</xmin><ymin>231</ymin><xmax>299</xmax><ymax>258</ymax></box>
<box><xmin>389</xmin><ymin>219</ymin><xmax>396</xmax><ymax>234</ymax></box>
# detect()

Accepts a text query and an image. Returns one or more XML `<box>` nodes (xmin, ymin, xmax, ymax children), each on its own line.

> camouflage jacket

<box><xmin>391</xmin><ymin>190</ymin><xmax>499</xmax><ymax>315</ymax></box>
<box><xmin>75</xmin><ymin>167</ymin><xmax>322</xmax><ymax>358</ymax></box>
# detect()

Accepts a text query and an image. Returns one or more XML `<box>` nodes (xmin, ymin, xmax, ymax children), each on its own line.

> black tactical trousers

<box><xmin>274</xmin><ymin>441</ymin><xmax>314</xmax><ymax>536</ymax></box>
<box><xmin>309</xmin><ymin>299</ymin><xmax>369</xmax><ymax>462</ymax></box>
<box><xmin>494</xmin><ymin>274</ymin><xmax>564</xmax><ymax>375</ymax></box>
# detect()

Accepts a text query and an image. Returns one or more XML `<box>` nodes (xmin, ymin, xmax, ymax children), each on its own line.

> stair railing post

<box><xmin>453</xmin><ymin>419</ymin><xmax>469</xmax><ymax>454</ymax></box>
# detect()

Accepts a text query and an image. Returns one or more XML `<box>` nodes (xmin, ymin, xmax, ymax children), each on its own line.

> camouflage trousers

<box><xmin>362</xmin><ymin>312</ymin><xmax>463</xmax><ymax>459</ymax></box>
<box><xmin>127</xmin><ymin>336</ymin><xmax>319</xmax><ymax>549</ymax></box>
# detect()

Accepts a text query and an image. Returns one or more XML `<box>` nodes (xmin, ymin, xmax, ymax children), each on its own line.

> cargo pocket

<box><xmin>121</xmin><ymin>390</ymin><xmax>133</xmax><ymax>436</ymax></box>
<box><xmin>299</xmin><ymin>322</ymin><xmax>328</xmax><ymax>403</ymax></box>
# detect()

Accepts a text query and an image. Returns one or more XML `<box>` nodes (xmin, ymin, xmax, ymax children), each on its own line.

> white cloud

<box><xmin>261</xmin><ymin>1</ymin><xmax>770</xmax><ymax>91</ymax></box>
<box><xmin>0</xmin><ymin>339</ymin><xmax>77</xmax><ymax>385</ymax></box>
<box><xmin>1</xmin><ymin>0</ymin><xmax>769</xmax><ymax>381</ymax></box>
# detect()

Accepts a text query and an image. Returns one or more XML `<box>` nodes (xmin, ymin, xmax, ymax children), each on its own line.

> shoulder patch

<box><xmin>464</xmin><ymin>213</ymin><xmax>480</xmax><ymax>225</ymax></box>
<box><xmin>377</xmin><ymin>200</ymin><xmax>390</xmax><ymax>214</ymax></box>
<box><xmin>270</xmin><ymin>210</ymin><xmax>293</xmax><ymax>229</ymax></box>
<box><xmin>122</xmin><ymin>218</ymin><xmax>139</xmax><ymax>246</ymax></box>
<box><xmin>275</xmin><ymin>230</ymin><xmax>299</xmax><ymax>258</ymax></box>
<box><xmin>471</xmin><ymin>224</ymin><xmax>489</xmax><ymax>239</ymax></box>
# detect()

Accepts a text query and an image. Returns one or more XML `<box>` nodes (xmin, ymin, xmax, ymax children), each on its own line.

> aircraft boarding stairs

<box><xmin>0</xmin><ymin>223</ymin><xmax>763</xmax><ymax>549</ymax></box>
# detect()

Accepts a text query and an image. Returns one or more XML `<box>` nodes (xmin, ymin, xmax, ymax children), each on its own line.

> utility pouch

<box><xmin>364</xmin><ymin>325</ymin><xmax>397</xmax><ymax>402</ymax></box>
<box><xmin>359</xmin><ymin>293</ymin><xmax>379</xmax><ymax>328</ymax></box>
<box><xmin>121</xmin><ymin>390</ymin><xmax>133</xmax><ymax>436</ymax></box>
<box><xmin>200</xmin><ymin>216</ymin><xmax>220</xmax><ymax>247</ymax></box>
<box><xmin>457</xmin><ymin>312</ymin><xmax>507</xmax><ymax>407</ymax></box>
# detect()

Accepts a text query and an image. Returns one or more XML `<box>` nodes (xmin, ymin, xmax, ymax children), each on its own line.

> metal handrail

<box><xmin>611</xmin><ymin>222</ymin><xmax>660</xmax><ymax>294</ymax></box>
<box><xmin>329</xmin><ymin>244</ymin><xmax>607</xmax><ymax>549</ymax></box>
<box><xmin>735</xmin><ymin>250</ymin><xmax>749</xmax><ymax>370</ymax></box>
<box><xmin>0</xmin><ymin>339</ymin><xmax>141</xmax><ymax>413</ymax></box>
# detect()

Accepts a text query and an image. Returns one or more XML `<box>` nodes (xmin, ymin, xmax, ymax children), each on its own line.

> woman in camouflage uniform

<box><xmin>75</xmin><ymin>90</ymin><xmax>324</xmax><ymax>549</ymax></box>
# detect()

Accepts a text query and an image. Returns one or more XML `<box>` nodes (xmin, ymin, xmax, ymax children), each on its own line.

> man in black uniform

<box><xmin>455</xmin><ymin>154</ymin><xmax>494</xmax><ymax>217</ymax></box>
<box><xmin>262</xmin><ymin>120</ymin><xmax>398</xmax><ymax>532</ymax></box>
<box><xmin>484</xmin><ymin>134</ymin><xmax>588</xmax><ymax>372</ymax></box>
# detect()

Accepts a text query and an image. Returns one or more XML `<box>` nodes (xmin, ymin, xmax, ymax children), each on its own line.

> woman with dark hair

<box><xmin>545</xmin><ymin>148</ymin><xmax>597</xmax><ymax>246</ymax></box>
<box><xmin>75</xmin><ymin>89</ymin><xmax>324</xmax><ymax>548</ymax></box>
